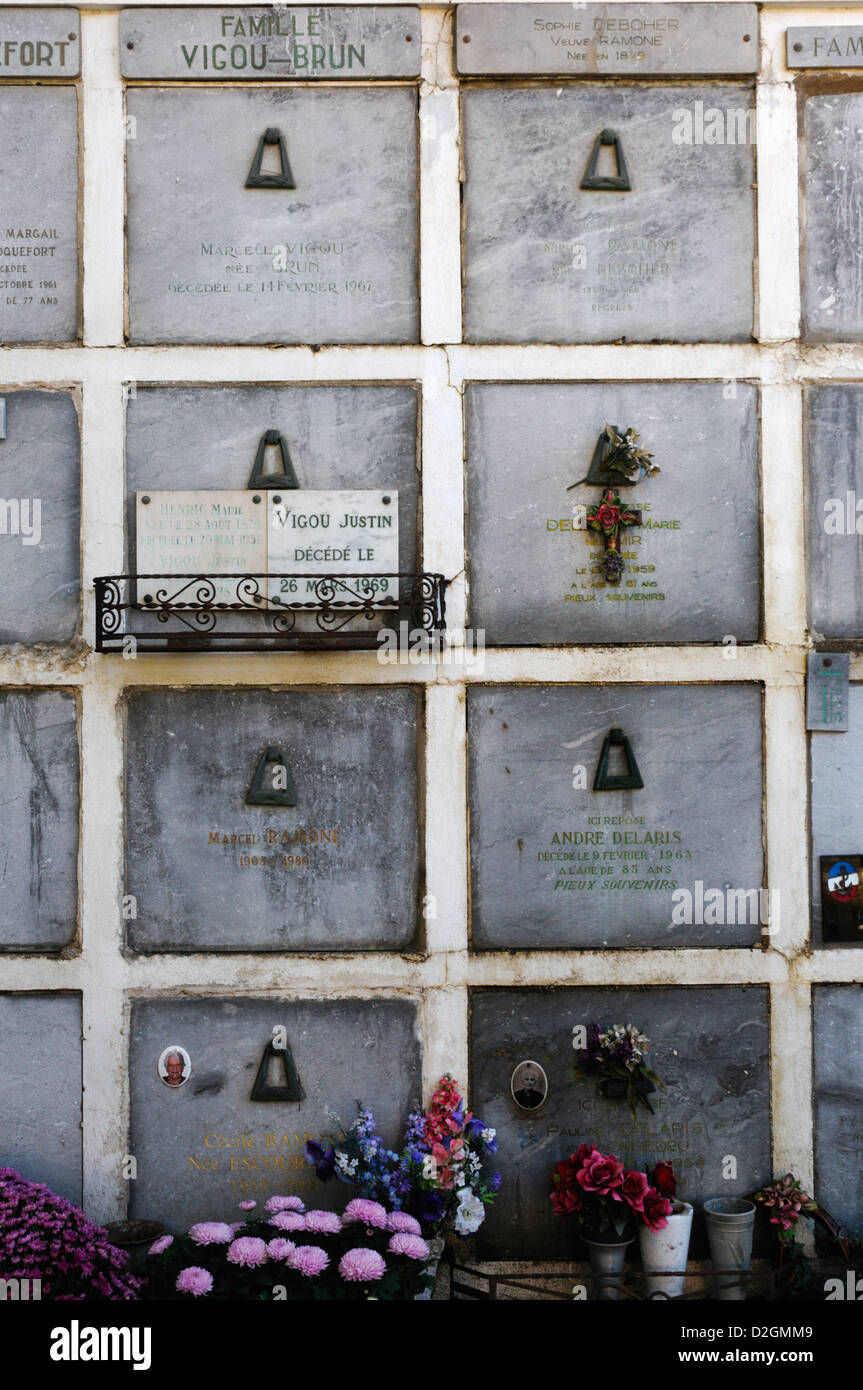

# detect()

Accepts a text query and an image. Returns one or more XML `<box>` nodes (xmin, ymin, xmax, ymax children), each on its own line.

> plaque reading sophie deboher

<box><xmin>456</xmin><ymin>4</ymin><xmax>758</xmax><ymax>76</ymax></box>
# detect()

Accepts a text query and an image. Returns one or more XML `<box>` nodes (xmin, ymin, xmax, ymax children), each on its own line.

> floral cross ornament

<box><xmin>587</xmin><ymin>490</ymin><xmax>642</xmax><ymax>584</ymax></box>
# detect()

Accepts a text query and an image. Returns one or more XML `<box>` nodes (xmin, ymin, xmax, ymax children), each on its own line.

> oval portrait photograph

<box><xmin>510</xmin><ymin>1060</ymin><xmax>548</xmax><ymax>1111</ymax></box>
<box><xmin>158</xmin><ymin>1045</ymin><xmax>191</xmax><ymax>1089</ymax></box>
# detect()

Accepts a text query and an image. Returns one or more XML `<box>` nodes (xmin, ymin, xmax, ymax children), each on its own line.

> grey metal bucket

<box><xmin>703</xmin><ymin>1197</ymin><xmax>756</xmax><ymax>1300</ymax></box>
<box><xmin>583</xmin><ymin>1234</ymin><xmax>634</xmax><ymax>1301</ymax></box>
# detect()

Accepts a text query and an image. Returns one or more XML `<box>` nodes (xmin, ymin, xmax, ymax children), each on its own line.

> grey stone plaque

<box><xmin>129</xmin><ymin>996</ymin><xmax>421</xmax><ymax>1230</ymax></box>
<box><xmin>0</xmin><ymin>691</ymin><xmax>78</xmax><ymax>952</ymax></box>
<box><xmin>470</xmin><ymin>986</ymin><xmax>770</xmax><ymax>1260</ymax></box>
<box><xmin>457</xmin><ymin>4</ymin><xmax>758</xmax><ymax>76</ymax></box>
<box><xmin>788</xmin><ymin>27</ymin><xmax>863</xmax><ymax>69</ymax></box>
<box><xmin>811</xmin><ymin>686</ymin><xmax>863</xmax><ymax>942</ymax></box>
<box><xmin>126</xmin><ymin>88</ymin><xmax>418</xmax><ymax>345</ymax></box>
<box><xmin>0</xmin><ymin>391</ymin><xmax>80</xmax><ymax>644</ymax></box>
<box><xmin>807</xmin><ymin>385</ymin><xmax>863</xmax><ymax>637</ymax></box>
<box><xmin>807</xmin><ymin>653</ymin><xmax>849</xmax><ymax>732</ymax></box>
<box><xmin>120</xmin><ymin>6</ymin><xmax>420</xmax><ymax>79</ymax></box>
<box><xmin>0</xmin><ymin>87</ymin><xmax>78</xmax><ymax>343</ymax></box>
<box><xmin>814</xmin><ymin>987</ymin><xmax>863</xmax><ymax>1239</ymax></box>
<box><xmin>466</xmin><ymin>383</ymin><xmax>759</xmax><ymax>644</ymax></box>
<box><xmin>125</xmin><ymin>384</ymin><xmax>419</xmax><ymax>570</ymax></box>
<box><xmin>0</xmin><ymin>9</ymin><xmax>79</xmax><ymax>75</ymax></box>
<box><xmin>126</xmin><ymin>687</ymin><xmax>421</xmax><ymax>952</ymax></box>
<box><xmin>462</xmin><ymin>85</ymin><xmax>755</xmax><ymax>344</ymax></box>
<box><xmin>817</xmin><ymin>989</ymin><xmax>861</xmax><ymax>1239</ymax></box>
<box><xmin>468</xmin><ymin>684</ymin><xmax>764</xmax><ymax>949</ymax></box>
<box><xmin>803</xmin><ymin>94</ymin><xmax>863</xmax><ymax>342</ymax></box>
<box><xmin>0</xmin><ymin>993</ymin><xmax>82</xmax><ymax>1203</ymax></box>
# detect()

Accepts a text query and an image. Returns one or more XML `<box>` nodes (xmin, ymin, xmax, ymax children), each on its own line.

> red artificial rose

<box><xmin>554</xmin><ymin>1157</ymin><xmax>581</xmax><ymax>1190</ymax></box>
<box><xmin>575</xmin><ymin>1143</ymin><xmax>598</xmax><ymax>1167</ymax></box>
<box><xmin>551</xmin><ymin>1186</ymin><xmax>583</xmax><ymax>1219</ymax></box>
<box><xmin>576</xmin><ymin>1151</ymin><xmax>625</xmax><ymax>1195</ymax></box>
<box><xmin>653</xmin><ymin>1161</ymin><xmax>677</xmax><ymax>1199</ymax></box>
<box><xmin>595</xmin><ymin>503</ymin><xmax>620</xmax><ymax>528</ymax></box>
<box><xmin>614</xmin><ymin>1169</ymin><xmax>649</xmax><ymax>1211</ymax></box>
<box><xmin>642</xmin><ymin>1188</ymin><xmax>674</xmax><ymax>1232</ymax></box>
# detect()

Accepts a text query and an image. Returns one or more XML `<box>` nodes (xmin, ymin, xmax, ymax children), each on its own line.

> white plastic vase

<box><xmin>638</xmin><ymin>1200</ymin><xmax>693</xmax><ymax>1300</ymax></box>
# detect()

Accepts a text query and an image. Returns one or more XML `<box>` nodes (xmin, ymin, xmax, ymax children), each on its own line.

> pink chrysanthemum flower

<box><xmin>189</xmin><ymin>1221</ymin><xmax>234</xmax><ymax>1246</ymax></box>
<box><xmin>386</xmin><ymin>1211</ymin><xmax>422</xmax><ymax>1235</ymax></box>
<box><xmin>339</xmin><ymin>1247</ymin><xmax>387</xmax><ymax>1282</ymax></box>
<box><xmin>229</xmin><ymin>1222</ymin><xmax>246</xmax><ymax>1233</ymax></box>
<box><xmin>343</xmin><ymin>1198</ymin><xmax>388</xmax><ymax>1229</ymax></box>
<box><xmin>265</xmin><ymin>1195</ymin><xmax>305</xmax><ymax>1213</ymax></box>
<box><xmin>288</xmin><ymin>1244</ymin><xmax>330</xmax><ymax>1277</ymax></box>
<box><xmin>303</xmin><ymin>1209</ymin><xmax>342</xmax><ymax>1234</ymax></box>
<box><xmin>266</xmin><ymin>1238</ymin><xmax>296</xmax><ymax>1261</ymax></box>
<box><xmin>148</xmin><ymin>1234</ymin><xmax>173</xmax><ymax>1255</ymax></box>
<box><xmin>388</xmin><ymin>1233</ymin><xmax>431</xmax><ymax>1260</ymax></box>
<box><xmin>226</xmin><ymin>1236</ymin><xmax>269</xmax><ymax>1268</ymax></box>
<box><xmin>269</xmin><ymin>1211</ymin><xmax>306</xmax><ymax>1232</ymax></box>
<box><xmin>175</xmin><ymin>1266</ymin><xmax>213</xmax><ymax>1296</ymax></box>
<box><xmin>238</xmin><ymin>1200</ymin><xmax>257</xmax><ymax>1211</ymax></box>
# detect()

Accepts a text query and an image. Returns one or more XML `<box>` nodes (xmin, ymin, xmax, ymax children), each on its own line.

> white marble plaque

<box><xmin>268</xmin><ymin>489</ymin><xmax>399</xmax><ymax>606</ymax></box>
<box><xmin>135</xmin><ymin>490</ymin><xmax>267</xmax><ymax>606</ymax></box>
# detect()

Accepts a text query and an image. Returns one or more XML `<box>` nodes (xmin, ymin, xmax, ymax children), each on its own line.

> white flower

<box><xmin>422</xmin><ymin>1154</ymin><xmax>437</xmax><ymax>1181</ymax></box>
<box><xmin>480</xmin><ymin>1128</ymin><xmax>496</xmax><ymax>1144</ymax></box>
<box><xmin>454</xmin><ymin>1187</ymin><xmax>486</xmax><ymax>1236</ymax></box>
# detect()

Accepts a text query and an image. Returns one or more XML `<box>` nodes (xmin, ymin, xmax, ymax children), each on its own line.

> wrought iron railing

<box><xmin>94</xmin><ymin>572</ymin><xmax>447</xmax><ymax>652</ymax></box>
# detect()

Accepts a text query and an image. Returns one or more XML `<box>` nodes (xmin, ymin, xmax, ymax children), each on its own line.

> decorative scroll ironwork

<box><xmin>94</xmin><ymin>572</ymin><xmax>448</xmax><ymax>653</ymax></box>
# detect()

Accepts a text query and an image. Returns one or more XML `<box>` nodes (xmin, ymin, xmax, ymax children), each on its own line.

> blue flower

<box><xmin>489</xmin><ymin>1173</ymin><xmax>502</xmax><ymax>1192</ymax></box>
<box><xmin>415</xmin><ymin>1191</ymin><xmax>446</xmax><ymax>1225</ymax></box>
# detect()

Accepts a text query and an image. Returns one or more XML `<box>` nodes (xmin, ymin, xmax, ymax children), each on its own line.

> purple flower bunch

<box><xmin>142</xmin><ymin>1195</ymin><xmax>435</xmax><ymax>1301</ymax></box>
<box><xmin>574</xmin><ymin>1022</ymin><xmax>665</xmax><ymax>1118</ymax></box>
<box><xmin>0</xmin><ymin>1167</ymin><xmax>141</xmax><ymax>1301</ymax></box>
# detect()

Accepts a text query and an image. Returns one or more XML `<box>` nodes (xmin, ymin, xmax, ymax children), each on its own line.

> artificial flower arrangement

<box><xmin>595</xmin><ymin>423</ymin><xmax>660</xmax><ymax>482</ymax></box>
<box><xmin>305</xmin><ymin>1074</ymin><xmax>501</xmax><ymax>1239</ymax></box>
<box><xmin>0</xmin><ymin>1166</ymin><xmax>142</xmax><ymax>1300</ymax></box>
<box><xmin>550</xmin><ymin>1144</ymin><xmax>676</xmax><ymax>1240</ymax></box>
<box><xmin>141</xmin><ymin>1194</ymin><xmax>434</xmax><ymax>1301</ymax></box>
<box><xmin>753</xmin><ymin>1173</ymin><xmax>818</xmax><ymax>1248</ymax></box>
<box><xmin>752</xmin><ymin>1173</ymin><xmax>822</xmax><ymax>1297</ymax></box>
<box><xmin>573</xmin><ymin>1022</ymin><xmax>665</xmax><ymax>1117</ymax></box>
